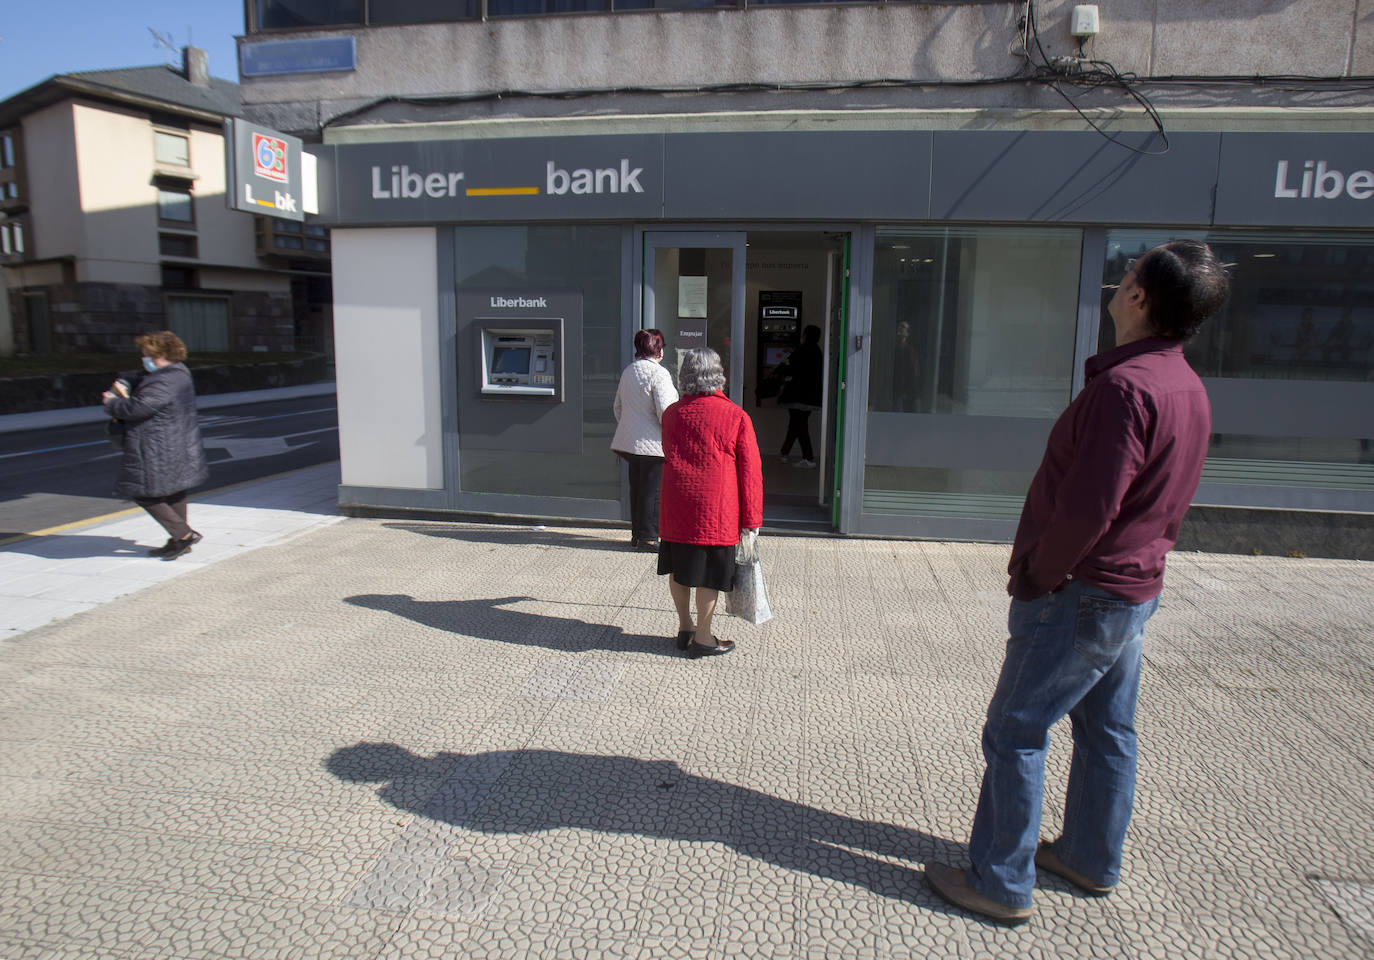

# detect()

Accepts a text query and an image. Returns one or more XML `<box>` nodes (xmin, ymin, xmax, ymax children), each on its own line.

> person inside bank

<box><xmin>777</xmin><ymin>323</ymin><xmax>824</xmax><ymax>468</ymax></box>
<box><xmin>611</xmin><ymin>328</ymin><xmax>679</xmax><ymax>552</ymax></box>
<box><xmin>657</xmin><ymin>347</ymin><xmax>763</xmax><ymax>659</ymax></box>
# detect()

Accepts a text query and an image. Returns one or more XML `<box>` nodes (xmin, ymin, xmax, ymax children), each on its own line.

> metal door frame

<box><xmin>636</xmin><ymin>230</ymin><xmax>749</xmax><ymax>404</ymax></box>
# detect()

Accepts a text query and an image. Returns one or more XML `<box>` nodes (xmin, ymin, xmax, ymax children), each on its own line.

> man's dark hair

<box><xmin>1135</xmin><ymin>239</ymin><xmax>1231</xmax><ymax>341</ymax></box>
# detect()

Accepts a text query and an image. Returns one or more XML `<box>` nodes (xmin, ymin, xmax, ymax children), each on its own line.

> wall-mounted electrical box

<box><xmin>1070</xmin><ymin>4</ymin><xmax>1100</xmax><ymax>37</ymax></box>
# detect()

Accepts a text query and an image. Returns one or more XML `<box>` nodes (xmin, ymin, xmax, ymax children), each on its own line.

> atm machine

<box><xmin>479</xmin><ymin>326</ymin><xmax>562</xmax><ymax>398</ymax></box>
<box><xmin>757</xmin><ymin>290</ymin><xmax>802</xmax><ymax>396</ymax></box>
<box><xmin>456</xmin><ymin>290</ymin><xmax>582</xmax><ymax>454</ymax></box>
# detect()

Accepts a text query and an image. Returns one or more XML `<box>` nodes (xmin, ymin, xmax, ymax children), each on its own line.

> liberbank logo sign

<box><xmin>1273</xmin><ymin>160</ymin><xmax>1374</xmax><ymax>200</ymax></box>
<box><xmin>369</xmin><ymin>159</ymin><xmax>645</xmax><ymax>200</ymax></box>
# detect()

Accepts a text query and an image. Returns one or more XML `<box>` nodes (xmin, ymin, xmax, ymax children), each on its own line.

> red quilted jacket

<box><xmin>660</xmin><ymin>392</ymin><xmax>764</xmax><ymax>545</ymax></box>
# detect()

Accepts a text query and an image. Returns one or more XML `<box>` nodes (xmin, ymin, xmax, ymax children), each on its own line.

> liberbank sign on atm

<box><xmin>457</xmin><ymin>290</ymin><xmax>582</xmax><ymax>455</ymax></box>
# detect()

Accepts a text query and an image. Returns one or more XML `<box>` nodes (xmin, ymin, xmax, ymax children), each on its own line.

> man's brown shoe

<box><xmin>1034</xmin><ymin>840</ymin><xmax>1114</xmax><ymax>896</ymax></box>
<box><xmin>925</xmin><ymin>862</ymin><xmax>1033</xmax><ymax>925</ymax></box>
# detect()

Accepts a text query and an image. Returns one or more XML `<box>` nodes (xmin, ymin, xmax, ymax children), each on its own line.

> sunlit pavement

<box><xmin>0</xmin><ymin>481</ymin><xmax>1371</xmax><ymax>958</ymax></box>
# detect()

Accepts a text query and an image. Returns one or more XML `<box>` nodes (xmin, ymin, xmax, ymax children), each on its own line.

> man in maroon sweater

<box><xmin>926</xmin><ymin>240</ymin><xmax>1231</xmax><ymax>924</ymax></box>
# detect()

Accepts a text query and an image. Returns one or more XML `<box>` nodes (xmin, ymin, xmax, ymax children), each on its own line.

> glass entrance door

<box><xmin>641</xmin><ymin>232</ymin><xmax>748</xmax><ymax>403</ymax></box>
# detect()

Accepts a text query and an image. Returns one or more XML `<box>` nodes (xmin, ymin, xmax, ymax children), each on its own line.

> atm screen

<box><xmin>491</xmin><ymin>346</ymin><xmax>531</xmax><ymax>375</ymax></box>
<box><xmin>764</xmin><ymin>345</ymin><xmax>793</xmax><ymax>367</ymax></box>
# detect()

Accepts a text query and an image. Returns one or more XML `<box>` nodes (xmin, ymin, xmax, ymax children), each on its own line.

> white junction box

<box><xmin>1071</xmin><ymin>4</ymin><xmax>1100</xmax><ymax>37</ymax></box>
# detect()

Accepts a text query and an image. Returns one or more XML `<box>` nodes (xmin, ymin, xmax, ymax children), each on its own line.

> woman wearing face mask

<box><xmin>611</xmin><ymin>328</ymin><xmax>679</xmax><ymax>552</ymax></box>
<box><xmin>101</xmin><ymin>330</ymin><xmax>209</xmax><ymax>561</ymax></box>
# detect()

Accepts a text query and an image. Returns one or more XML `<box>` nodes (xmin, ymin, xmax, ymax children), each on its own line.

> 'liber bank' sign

<box><xmin>331</xmin><ymin>136</ymin><xmax>663</xmax><ymax>223</ymax></box>
<box><xmin>1216</xmin><ymin>133</ymin><xmax>1374</xmax><ymax>227</ymax></box>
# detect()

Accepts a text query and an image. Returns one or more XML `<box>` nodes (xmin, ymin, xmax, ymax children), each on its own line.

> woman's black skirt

<box><xmin>657</xmin><ymin>540</ymin><xmax>738</xmax><ymax>591</ymax></box>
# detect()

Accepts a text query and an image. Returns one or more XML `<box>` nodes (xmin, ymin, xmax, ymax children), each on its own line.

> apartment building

<box><xmin>237</xmin><ymin>0</ymin><xmax>1373</xmax><ymax>543</ymax></box>
<box><xmin>0</xmin><ymin>47</ymin><xmax>330</xmax><ymax>359</ymax></box>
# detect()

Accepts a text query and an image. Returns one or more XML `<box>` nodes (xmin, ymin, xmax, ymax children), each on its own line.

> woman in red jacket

<box><xmin>658</xmin><ymin>347</ymin><xmax>764</xmax><ymax>658</ymax></box>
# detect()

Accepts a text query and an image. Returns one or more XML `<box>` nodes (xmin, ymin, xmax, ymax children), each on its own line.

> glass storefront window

<box><xmin>1101</xmin><ymin>230</ymin><xmax>1374</xmax><ymax>496</ymax></box>
<box><xmin>1101</xmin><ymin>230</ymin><xmax>1374</xmax><ymax>383</ymax></box>
<box><xmin>870</xmin><ymin>226</ymin><xmax>1082</xmax><ymax>418</ymax></box>
<box><xmin>454</xmin><ymin>224</ymin><xmax>621</xmax><ymax>500</ymax></box>
<box><xmin>864</xmin><ymin>225</ymin><xmax>1083</xmax><ymax>521</ymax></box>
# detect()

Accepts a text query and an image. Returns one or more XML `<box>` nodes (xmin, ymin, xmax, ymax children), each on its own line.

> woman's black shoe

<box><xmin>148</xmin><ymin>538</ymin><xmax>177</xmax><ymax>557</ymax></box>
<box><xmin>160</xmin><ymin>530</ymin><xmax>202</xmax><ymax>561</ymax></box>
<box><xmin>687</xmin><ymin>636</ymin><xmax>735</xmax><ymax>659</ymax></box>
<box><xmin>675</xmin><ymin>629</ymin><xmax>694</xmax><ymax>651</ymax></box>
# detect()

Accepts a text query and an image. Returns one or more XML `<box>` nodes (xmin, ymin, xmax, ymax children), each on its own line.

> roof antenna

<box><xmin>149</xmin><ymin>28</ymin><xmax>177</xmax><ymax>67</ymax></box>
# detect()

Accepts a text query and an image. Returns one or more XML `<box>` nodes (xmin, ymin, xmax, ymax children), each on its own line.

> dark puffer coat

<box><xmin>104</xmin><ymin>363</ymin><xmax>209</xmax><ymax>498</ymax></box>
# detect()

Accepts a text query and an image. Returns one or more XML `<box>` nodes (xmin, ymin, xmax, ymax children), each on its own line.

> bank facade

<box><xmin>239</xmin><ymin>2</ymin><xmax>1374</xmax><ymax>546</ymax></box>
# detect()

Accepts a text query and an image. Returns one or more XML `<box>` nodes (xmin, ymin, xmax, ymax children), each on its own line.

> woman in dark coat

<box><xmin>102</xmin><ymin>330</ymin><xmax>210</xmax><ymax>561</ymax></box>
<box><xmin>658</xmin><ymin>347</ymin><xmax>763</xmax><ymax>658</ymax></box>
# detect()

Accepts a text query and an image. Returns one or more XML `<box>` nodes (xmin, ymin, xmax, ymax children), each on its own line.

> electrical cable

<box><xmin>1024</xmin><ymin>0</ymin><xmax>1169</xmax><ymax>156</ymax></box>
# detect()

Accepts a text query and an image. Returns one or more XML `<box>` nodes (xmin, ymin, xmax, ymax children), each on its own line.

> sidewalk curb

<box><xmin>0</xmin><ymin>381</ymin><xmax>337</xmax><ymax>435</ymax></box>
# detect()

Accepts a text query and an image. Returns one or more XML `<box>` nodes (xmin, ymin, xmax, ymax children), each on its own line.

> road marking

<box><xmin>1</xmin><ymin>408</ymin><xmax>337</xmax><ymax>461</ymax></box>
<box><xmin>0</xmin><ymin>461</ymin><xmax>337</xmax><ymax>548</ymax></box>
<box><xmin>0</xmin><ymin>507</ymin><xmax>143</xmax><ymax>546</ymax></box>
<box><xmin>204</xmin><ymin>426</ymin><xmax>337</xmax><ymax>463</ymax></box>
<box><xmin>0</xmin><ymin>439</ymin><xmax>109</xmax><ymax>460</ymax></box>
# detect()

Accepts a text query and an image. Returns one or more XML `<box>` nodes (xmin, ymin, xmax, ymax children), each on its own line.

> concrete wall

<box><xmin>332</xmin><ymin>227</ymin><xmax>443</xmax><ymax>490</ymax></box>
<box><xmin>71</xmin><ymin>103</ymin><xmax>161</xmax><ymax>285</ymax></box>
<box><xmin>21</xmin><ymin>103</ymin><xmax>81</xmax><ymax>262</ymax></box>
<box><xmin>240</xmin><ymin>0</ymin><xmax>1374</xmax><ymax>133</ymax></box>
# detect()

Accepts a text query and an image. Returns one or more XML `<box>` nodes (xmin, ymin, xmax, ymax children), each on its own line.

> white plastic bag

<box><xmin>726</xmin><ymin>529</ymin><xmax>773</xmax><ymax>625</ymax></box>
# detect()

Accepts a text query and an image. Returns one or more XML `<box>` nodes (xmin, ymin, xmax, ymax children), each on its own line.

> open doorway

<box><xmin>739</xmin><ymin>231</ymin><xmax>847</xmax><ymax>528</ymax></box>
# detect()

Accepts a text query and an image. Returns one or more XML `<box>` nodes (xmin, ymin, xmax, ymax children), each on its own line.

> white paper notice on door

<box><xmin>678</xmin><ymin>276</ymin><xmax>707</xmax><ymax>318</ymax></box>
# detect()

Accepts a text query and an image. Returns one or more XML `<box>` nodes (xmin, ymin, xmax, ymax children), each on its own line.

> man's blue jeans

<box><xmin>967</xmin><ymin>579</ymin><xmax>1159</xmax><ymax>908</ymax></box>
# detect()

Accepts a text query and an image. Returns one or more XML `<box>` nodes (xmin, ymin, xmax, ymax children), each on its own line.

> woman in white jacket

<box><xmin>611</xmin><ymin>329</ymin><xmax>679</xmax><ymax>551</ymax></box>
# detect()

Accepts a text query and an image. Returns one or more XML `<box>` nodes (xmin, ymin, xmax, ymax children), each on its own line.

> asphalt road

<box><xmin>0</xmin><ymin>395</ymin><xmax>338</xmax><ymax>539</ymax></box>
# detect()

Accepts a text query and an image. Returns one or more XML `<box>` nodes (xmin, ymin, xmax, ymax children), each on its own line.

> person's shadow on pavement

<box><xmin>325</xmin><ymin>742</ymin><xmax>969</xmax><ymax>912</ymax></box>
<box><xmin>344</xmin><ymin>594</ymin><xmax>680</xmax><ymax>657</ymax></box>
<box><xmin>0</xmin><ymin>534</ymin><xmax>146</xmax><ymax>559</ymax></box>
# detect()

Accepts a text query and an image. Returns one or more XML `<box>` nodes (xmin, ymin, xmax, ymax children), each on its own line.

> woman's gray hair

<box><xmin>678</xmin><ymin>347</ymin><xmax>726</xmax><ymax>395</ymax></box>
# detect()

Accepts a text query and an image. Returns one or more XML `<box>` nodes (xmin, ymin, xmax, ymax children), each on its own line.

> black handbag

<box><xmin>105</xmin><ymin>418</ymin><xmax>126</xmax><ymax>449</ymax></box>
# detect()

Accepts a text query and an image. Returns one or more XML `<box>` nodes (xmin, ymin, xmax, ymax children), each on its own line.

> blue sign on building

<box><xmin>240</xmin><ymin>36</ymin><xmax>357</xmax><ymax>78</ymax></box>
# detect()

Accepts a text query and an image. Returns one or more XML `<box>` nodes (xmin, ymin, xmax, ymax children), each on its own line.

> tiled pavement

<box><xmin>0</xmin><ymin>476</ymin><xmax>1372</xmax><ymax>958</ymax></box>
<box><xmin>0</xmin><ymin>462</ymin><xmax>342</xmax><ymax>637</ymax></box>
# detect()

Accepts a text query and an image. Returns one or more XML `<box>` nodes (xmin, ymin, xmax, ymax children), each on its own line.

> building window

<box><xmin>4</xmin><ymin>183</ymin><xmax>16</xmax><ymax>199</ymax></box>
<box><xmin>0</xmin><ymin>221</ymin><xmax>19</xmax><ymax>256</ymax></box>
<box><xmin>161</xmin><ymin>265</ymin><xmax>197</xmax><ymax>289</ymax></box>
<box><xmin>154</xmin><ymin>130</ymin><xmax>190</xmax><ymax>166</ymax></box>
<box><xmin>256</xmin><ymin>0</ymin><xmax>364</xmax><ymax>29</ymax></box>
<box><xmin>166</xmin><ymin>295</ymin><xmax>230</xmax><ymax>352</ymax></box>
<box><xmin>158</xmin><ymin>185</ymin><xmax>194</xmax><ymax>223</ymax></box>
<box><xmin>370</xmin><ymin>0</ymin><xmax>480</xmax><ymax>22</ymax></box>
<box><xmin>488</xmin><ymin>0</ymin><xmax>607</xmax><ymax>13</ymax></box>
<box><xmin>1</xmin><ymin>134</ymin><xmax>13</xmax><ymax>168</ymax></box>
<box><xmin>159</xmin><ymin>232</ymin><xmax>198</xmax><ymax>257</ymax></box>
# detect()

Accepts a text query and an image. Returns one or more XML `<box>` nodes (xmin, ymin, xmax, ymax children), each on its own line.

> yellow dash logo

<box><xmin>466</xmin><ymin>186</ymin><xmax>540</xmax><ymax>197</ymax></box>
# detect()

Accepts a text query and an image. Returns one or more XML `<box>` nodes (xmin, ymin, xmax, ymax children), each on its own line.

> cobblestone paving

<box><xmin>0</xmin><ymin>518</ymin><xmax>1371</xmax><ymax>959</ymax></box>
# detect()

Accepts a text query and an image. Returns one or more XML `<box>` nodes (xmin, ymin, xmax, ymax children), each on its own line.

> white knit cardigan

<box><xmin>610</xmin><ymin>357</ymin><xmax>679</xmax><ymax>457</ymax></box>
